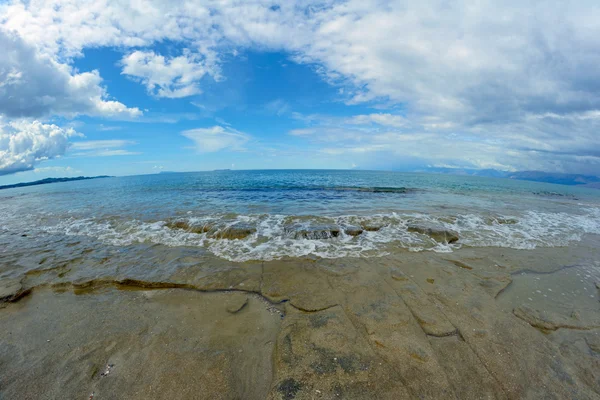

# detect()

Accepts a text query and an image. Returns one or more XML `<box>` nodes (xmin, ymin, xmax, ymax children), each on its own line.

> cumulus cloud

<box><xmin>182</xmin><ymin>126</ymin><xmax>249</xmax><ymax>153</ymax></box>
<box><xmin>2</xmin><ymin>0</ymin><xmax>600</xmax><ymax>172</ymax></box>
<box><xmin>0</xmin><ymin>120</ymin><xmax>80</xmax><ymax>175</ymax></box>
<box><xmin>0</xmin><ymin>30</ymin><xmax>141</xmax><ymax>119</ymax></box>
<box><xmin>121</xmin><ymin>50</ymin><xmax>216</xmax><ymax>98</ymax></box>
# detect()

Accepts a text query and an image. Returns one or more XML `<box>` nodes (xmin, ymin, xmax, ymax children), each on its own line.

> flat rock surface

<box><xmin>1</xmin><ymin>245</ymin><xmax>600</xmax><ymax>399</ymax></box>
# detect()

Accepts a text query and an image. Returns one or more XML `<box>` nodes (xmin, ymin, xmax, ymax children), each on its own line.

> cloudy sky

<box><xmin>1</xmin><ymin>0</ymin><xmax>600</xmax><ymax>183</ymax></box>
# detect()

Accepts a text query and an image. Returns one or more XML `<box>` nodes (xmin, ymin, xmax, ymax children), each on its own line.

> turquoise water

<box><xmin>1</xmin><ymin>170</ymin><xmax>599</xmax><ymax>261</ymax></box>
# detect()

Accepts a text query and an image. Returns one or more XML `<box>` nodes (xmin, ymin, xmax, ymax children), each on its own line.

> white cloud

<box><xmin>182</xmin><ymin>126</ymin><xmax>249</xmax><ymax>153</ymax></box>
<box><xmin>33</xmin><ymin>166</ymin><xmax>80</xmax><ymax>175</ymax></box>
<box><xmin>344</xmin><ymin>114</ymin><xmax>406</xmax><ymax>128</ymax></box>
<box><xmin>70</xmin><ymin>140</ymin><xmax>140</xmax><ymax>157</ymax></box>
<box><xmin>0</xmin><ymin>119</ymin><xmax>80</xmax><ymax>175</ymax></box>
<box><xmin>2</xmin><ymin>0</ymin><xmax>600</xmax><ymax>172</ymax></box>
<box><xmin>121</xmin><ymin>50</ymin><xmax>216</xmax><ymax>98</ymax></box>
<box><xmin>0</xmin><ymin>29</ymin><xmax>141</xmax><ymax>119</ymax></box>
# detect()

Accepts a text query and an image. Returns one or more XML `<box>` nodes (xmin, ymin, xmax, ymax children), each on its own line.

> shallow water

<box><xmin>1</xmin><ymin>168</ymin><xmax>600</xmax><ymax>399</ymax></box>
<box><xmin>1</xmin><ymin>170</ymin><xmax>600</xmax><ymax>261</ymax></box>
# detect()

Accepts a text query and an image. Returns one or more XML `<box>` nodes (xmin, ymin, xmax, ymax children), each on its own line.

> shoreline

<box><xmin>1</xmin><ymin>244</ymin><xmax>599</xmax><ymax>398</ymax></box>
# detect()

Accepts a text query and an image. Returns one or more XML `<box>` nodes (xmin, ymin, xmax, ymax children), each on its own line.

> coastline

<box><xmin>2</xmin><ymin>241</ymin><xmax>599</xmax><ymax>399</ymax></box>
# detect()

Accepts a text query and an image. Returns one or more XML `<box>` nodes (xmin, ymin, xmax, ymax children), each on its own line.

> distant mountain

<box><xmin>507</xmin><ymin>171</ymin><xmax>600</xmax><ymax>186</ymax></box>
<box><xmin>422</xmin><ymin>168</ymin><xmax>600</xmax><ymax>188</ymax></box>
<box><xmin>423</xmin><ymin>167</ymin><xmax>509</xmax><ymax>178</ymax></box>
<box><xmin>0</xmin><ymin>176</ymin><xmax>112</xmax><ymax>191</ymax></box>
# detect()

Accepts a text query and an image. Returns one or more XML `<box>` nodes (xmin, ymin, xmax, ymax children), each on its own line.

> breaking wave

<box><xmin>36</xmin><ymin>207</ymin><xmax>600</xmax><ymax>262</ymax></box>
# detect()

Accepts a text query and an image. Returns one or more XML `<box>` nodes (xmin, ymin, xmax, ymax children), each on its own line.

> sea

<box><xmin>1</xmin><ymin>170</ymin><xmax>600</xmax><ymax>262</ymax></box>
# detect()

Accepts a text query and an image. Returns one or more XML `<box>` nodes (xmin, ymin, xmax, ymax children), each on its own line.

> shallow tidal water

<box><xmin>1</xmin><ymin>170</ymin><xmax>600</xmax><ymax>399</ymax></box>
<box><xmin>1</xmin><ymin>170</ymin><xmax>600</xmax><ymax>262</ymax></box>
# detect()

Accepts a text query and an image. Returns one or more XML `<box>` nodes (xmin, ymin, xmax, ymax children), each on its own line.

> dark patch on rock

<box><xmin>447</xmin><ymin>259</ymin><xmax>473</xmax><ymax>270</ymax></box>
<box><xmin>310</xmin><ymin>346</ymin><xmax>369</xmax><ymax>375</ymax></box>
<box><xmin>281</xmin><ymin>334</ymin><xmax>295</xmax><ymax>364</ymax></box>
<box><xmin>277</xmin><ymin>378</ymin><xmax>301</xmax><ymax>400</ymax></box>
<box><xmin>309</xmin><ymin>313</ymin><xmax>333</xmax><ymax>328</ymax></box>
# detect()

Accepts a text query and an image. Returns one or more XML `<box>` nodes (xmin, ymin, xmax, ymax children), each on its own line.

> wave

<box><xmin>35</xmin><ymin>207</ymin><xmax>600</xmax><ymax>262</ymax></box>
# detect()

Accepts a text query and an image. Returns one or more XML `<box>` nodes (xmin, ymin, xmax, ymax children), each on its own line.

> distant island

<box><xmin>0</xmin><ymin>176</ymin><xmax>112</xmax><ymax>191</ymax></box>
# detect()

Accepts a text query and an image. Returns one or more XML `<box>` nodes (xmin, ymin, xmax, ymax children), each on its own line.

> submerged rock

<box><xmin>212</xmin><ymin>223</ymin><xmax>256</xmax><ymax>240</ymax></box>
<box><xmin>166</xmin><ymin>220</ymin><xmax>212</xmax><ymax>234</ymax></box>
<box><xmin>513</xmin><ymin>305</ymin><xmax>600</xmax><ymax>332</ymax></box>
<box><xmin>407</xmin><ymin>224</ymin><xmax>459</xmax><ymax>243</ymax></box>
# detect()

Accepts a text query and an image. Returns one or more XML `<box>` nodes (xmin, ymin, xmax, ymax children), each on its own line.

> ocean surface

<box><xmin>1</xmin><ymin>170</ymin><xmax>600</xmax><ymax>262</ymax></box>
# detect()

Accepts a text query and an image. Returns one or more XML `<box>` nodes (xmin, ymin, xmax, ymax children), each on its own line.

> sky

<box><xmin>1</xmin><ymin>0</ymin><xmax>600</xmax><ymax>184</ymax></box>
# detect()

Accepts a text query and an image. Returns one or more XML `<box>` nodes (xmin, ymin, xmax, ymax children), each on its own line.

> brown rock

<box><xmin>344</xmin><ymin>226</ymin><xmax>364</xmax><ymax>236</ymax></box>
<box><xmin>212</xmin><ymin>223</ymin><xmax>256</xmax><ymax>240</ymax></box>
<box><xmin>407</xmin><ymin>224</ymin><xmax>459</xmax><ymax>243</ymax></box>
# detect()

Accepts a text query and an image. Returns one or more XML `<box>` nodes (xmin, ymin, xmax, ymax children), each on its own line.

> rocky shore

<box><xmin>1</xmin><ymin>236</ymin><xmax>600</xmax><ymax>399</ymax></box>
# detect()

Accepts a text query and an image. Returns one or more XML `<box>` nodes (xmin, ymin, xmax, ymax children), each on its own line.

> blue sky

<box><xmin>1</xmin><ymin>0</ymin><xmax>600</xmax><ymax>184</ymax></box>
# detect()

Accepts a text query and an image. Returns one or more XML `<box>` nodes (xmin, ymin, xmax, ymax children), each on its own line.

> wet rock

<box><xmin>472</xmin><ymin>271</ymin><xmax>512</xmax><ymax>298</ymax></box>
<box><xmin>361</xmin><ymin>222</ymin><xmax>385</xmax><ymax>232</ymax></box>
<box><xmin>212</xmin><ymin>223</ymin><xmax>256</xmax><ymax>240</ymax></box>
<box><xmin>390</xmin><ymin>267</ymin><xmax>408</xmax><ymax>281</ymax></box>
<box><xmin>268</xmin><ymin>305</ymin><xmax>410</xmax><ymax>399</ymax></box>
<box><xmin>485</xmin><ymin>217</ymin><xmax>518</xmax><ymax>225</ymax></box>
<box><xmin>586</xmin><ymin>335</ymin><xmax>600</xmax><ymax>353</ymax></box>
<box><xmin>289</xmin><ymin>224</ymin><xmax>340</xmax><ymax>240</ymax></box>
<box><xmin>166</xmin><ymin>220</ymin><xmax>212</xmax><ymax>234</ymax></box>
<box><xmin>513</xmin><ymin>305</ymin><xmax>600</xmax><ymax>332</ymax></box>
<box><xmin>407</xmin><ymin>224</ymin><xmax>459</xmax><ymax>243</ymax></box>
<box><xmin>261</xmin><ymin>261</ymin><xmax>340</xmax><ymax>310</ymax></box>
<box><xmin>276</xmin><ymin>378</ymin><xmax>301</xmax><ymax>400</ymax></box>
<box><xmin>344</xmin><ymin>226</ymin><xmax>364</xmax><ymax>236</ymax></box>
<box><xmin>167</xmin><ymin>220</ymin><xmax>190</xmax><ymax>230</ymax></box>
<box><xmin>429</xmin><ymin>336</ymin><xmax>506</xmax><ymax>399</ymax></box>
<box><xmin>387</xmin><ymin>274</ymin><xmax>458</xmax><ymax>337</ymax></box>
<box><xmin>0</xmin><ymin>278</ymin><xmax>28</xmax><ymax>304</ymax></box>
<box><xmin>225</xmin><ymin>293</ymin><xmax>248</xmax><ymax>313</ymax></box>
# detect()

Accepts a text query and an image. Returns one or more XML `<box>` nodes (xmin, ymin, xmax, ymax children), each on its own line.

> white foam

<box><xmin>12</xmin><ymin>205</ymin><xmax>600</xmax><ymax>262</ymax></box>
